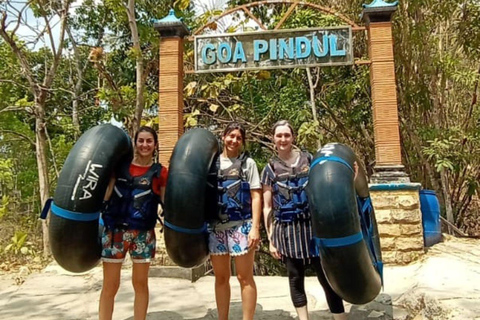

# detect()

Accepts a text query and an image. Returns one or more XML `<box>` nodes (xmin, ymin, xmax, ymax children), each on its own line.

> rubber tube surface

<box><xmin>306</xmin><ymin>143</ymin><xmax>382</xmax><ymax>304</ymax></box>
<box><xmin>164</xmin><ymin>128</ymin><xmax>219</xmax><ymax>268</ymax></box>
<box><xmin>50</xmin><ymin>124</ymin><xmax>132</xmax><ymax>273</ymax></box>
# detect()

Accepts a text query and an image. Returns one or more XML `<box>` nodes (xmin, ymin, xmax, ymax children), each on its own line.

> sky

<box><xmin>2</xmin><ymin>0</ymin><xmax>256</xmax><ymax>50</ymax></box>
<box><xmin>2</xmin><ymin>0</ymin><xmax>87</xmax><ymax>51</ymax></box>
<box><xmin>192</xmin><ymin>0</ymin><xmax>228</xmax><ymax>14</ymax></box>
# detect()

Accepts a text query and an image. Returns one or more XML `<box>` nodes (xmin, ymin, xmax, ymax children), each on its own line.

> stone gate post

<box><xmin>363</xmin><ymin>0</ymin><xmax>424</xmax><ymax>264</ymax></box>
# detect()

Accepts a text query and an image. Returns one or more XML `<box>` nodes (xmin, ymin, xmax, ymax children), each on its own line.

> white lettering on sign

<box><xmin>195</xmin><ymin>27</ymin><xmax>352</xmax><ymax>73</ymax></box>
<box><xmin>71</xmin><ymin>160</ymin><xmax>104</xmax><ymax>201</ymax></box>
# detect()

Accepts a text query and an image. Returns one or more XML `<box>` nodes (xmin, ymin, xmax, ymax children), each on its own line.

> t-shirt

<box><xmin>129</xmin><ymin>163</ymin><xmax>168</xmax><ymax>196</ymax></box>
<box><xmin>212</xmin><ymin>154</ymin><xmax>261</xmax><ymax>230</ymax></box>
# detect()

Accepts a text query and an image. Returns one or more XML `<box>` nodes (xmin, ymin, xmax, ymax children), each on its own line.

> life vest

<box><xmin>216</xmin><ymin>153</ymin><xmax>252</xmax><ymax>223</ymax></box>
<box><xmin>103</xmin><ymin>163</ymin><xmax>162</xmax><ymax>231</ymax></box>
<box><xmin>270</xmin><ymin>152</ymin><xmax>312</xmax><ymax>223</ymax></box>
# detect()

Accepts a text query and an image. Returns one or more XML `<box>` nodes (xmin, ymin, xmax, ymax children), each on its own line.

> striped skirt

<box><xmin>271</xmin><ymin>218</ymin><xmax>318</xmax><ymax>260</ymax></box>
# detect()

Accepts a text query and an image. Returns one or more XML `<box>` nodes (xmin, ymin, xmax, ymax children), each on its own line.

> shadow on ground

<box><xmin>125</xmin><ymin>294</ymin><xmax>393</xmax><ymax>320</ymax></box>
<box><xmin>127</xmin><ymin>303</ymin><xmax>297</xmax><ymax>320</ymax></box>
<box><xmin>347</xmin><ymin>293</ymin><xmax>393</xmax><ymax>320</ymax></box>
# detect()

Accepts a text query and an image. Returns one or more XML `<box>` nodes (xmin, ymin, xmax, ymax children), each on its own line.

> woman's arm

<box><xmin>159</xmin><ymin>166</ymin><xmax>168</xmax><ymax>203</ymax></box>
<box><xmin>263</xmin><ymin>183</ymin><xmax>281</xmax><ymax>259</ymax></box>
<box><xmin>248</xmin><ymin>189</ymin><xmax>262</xmax><ymax>248</ymax></box>
<box><xmin>103</xmin><ymin>176</ymin><xmax>116</xmax><ymax>201</ymax></box>
<box><xmin>245</xmin><ymin>158</ymin><xmax>262</xmax><ymax>248</ymax></box>
<box><xmin>160</xmin><ymin>186</ymin><xmax>166</xmax><ymax>203</ymax></box>
<box><xmin>262</xmin><ymin>184</ymin><xmax>273</xmax><ymax>240</ymax></box>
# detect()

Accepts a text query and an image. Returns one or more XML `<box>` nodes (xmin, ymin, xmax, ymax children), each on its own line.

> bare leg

<box><xmin>295</xmin><ymin>305</ymin><xmax>309</xmax><ymax>320</ymax></box>
<box><xmin>99</xmin><ymin>262</ymin><xmax>122</xmax><ymax>320</ymax></box>
<box><xmin>132</xmin><ymin>262</ymin><xmax>150</xmax><ymax>320</ymax></box>
<box><xmin>211</xmin><ymin>254</ymin><xmax>232</xmax><ymax>320</ymax></box>
<box><xmin>234</xmin><ymin>249</ymin><xmax>257</xmax><ymax>320</ymax></box>
<box><xmin>333</xmin><ymin>313</ymin><xmax>348</xmax><ymax>320</ymax></box>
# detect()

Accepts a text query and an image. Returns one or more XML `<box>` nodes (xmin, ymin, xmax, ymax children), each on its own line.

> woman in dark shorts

<box><xmin>99</xmin><ymin>126</ymin><xmax>168</xmax><ymax>320</ymax></box>
<box><xmin>261</xmin><ymin>120</ymin><xmax>347</xmax><ymax>320</ymax></box>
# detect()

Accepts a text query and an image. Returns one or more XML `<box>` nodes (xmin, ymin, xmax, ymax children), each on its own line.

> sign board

<box><xmin>195</xmin><ymin>26</ymin><xmax>353</xmax><ymax>73</ymax></box>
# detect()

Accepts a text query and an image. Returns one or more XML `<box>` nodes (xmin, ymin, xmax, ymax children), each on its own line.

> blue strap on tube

<box><xmin>164</xmin><ymin>220</ymin><xmax>208</xmax><ymax>234</ymax></box>
<box><xmin>310</xmin><ymin>156</ymin><xmax>354</xmax><ymax>173</ymax></box>
<box><xmin>50</xmin><ymin>202</ymin><xmax>100</xmax><ymax>222</ymax></box>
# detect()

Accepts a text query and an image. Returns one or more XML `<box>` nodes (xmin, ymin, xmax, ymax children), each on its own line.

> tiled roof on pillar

<box><xmin>362</xmin><ymin>0</ymin><xmax>398</xmax><ymax>23</ymax></box>
<box><xmin>362</xmin><ymin>0</ymin><xmax>398</xmax><ymax>9</ymax></box>
<box><xmin>153</xmin><ymin>9</ymin><xmax>190</xmax><ymax>38</ymax></box>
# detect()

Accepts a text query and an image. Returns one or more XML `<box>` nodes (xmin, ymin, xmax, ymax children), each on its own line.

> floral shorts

<box><xmin>208</xmin><ymin>221</ymin><xmax>252</xmax><ymax>256</ymax></box>
<box><xmin>101</xmin><ymin>228</ymin><xmax>156</xmax><ymax>263</ymax></box>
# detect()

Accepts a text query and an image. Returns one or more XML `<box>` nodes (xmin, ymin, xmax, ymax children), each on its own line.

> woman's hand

<box><xmin>269</xmin><ymin>242</ymin><xmax>281</xmax><ymax>260</ymax></box>
<box><xmin>248</xmin><ymin>226</ymin><xmax>261</xmax><ymax>250</ymax></box>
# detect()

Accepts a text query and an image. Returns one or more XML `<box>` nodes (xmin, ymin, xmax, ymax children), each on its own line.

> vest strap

<box><xmin>50</xmin><ymin>202</ymin><xmax>100</xmax><ymax>221</ymax></box>
<box><xmin>40</xmin><ymin>198</ymin><xmax>53</xmax><ymax>219</ymax></box>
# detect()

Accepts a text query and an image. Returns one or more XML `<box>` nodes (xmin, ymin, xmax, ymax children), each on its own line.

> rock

<box><xmin>392</xmin><ymin>306</ymin><xmax>409</xmax><ymax>320</ymax></box>
<box><xmin>367</xmin><ymin>310</ymin><xmax>385</xmax><ymax>318</ymax></box>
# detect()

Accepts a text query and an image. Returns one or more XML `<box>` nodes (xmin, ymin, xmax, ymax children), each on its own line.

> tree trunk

<box><xmin>126</xmin><ymin>0</ymin><xmax>144</xmax><ymax>135</ymax></box>
<box><xmin>440</xmin><ymin>169</ymin><xmax>454</xmax><ymax>223</ymax></box>
<box><xmin>133</xmin><ymin>58</ymin><xmax>145</xmax><ymax>134</ymax></box>
<box><xmin>34</xmin><ymin>100</ymin><xmax>51</xmax><ymax>258</ymax></box>
<box><xmin>306</xmin><ymin>68</ymin><xmax>320</xmax><ymax>149</ymax></box>
<box><xmin>72</xmin><ymin>78</ymin><xmax>82</xmax><ymax>139</ymax></box>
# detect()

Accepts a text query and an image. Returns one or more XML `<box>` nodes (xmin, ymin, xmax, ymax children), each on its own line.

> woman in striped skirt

<box><xmin>261</xmin><ymin>120</ymin><xmax>346</xmax><ymax>320</ymax></box>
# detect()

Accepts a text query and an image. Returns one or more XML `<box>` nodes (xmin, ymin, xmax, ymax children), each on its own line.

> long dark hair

<box><xmin>134</xmin><ymin>126</ymin><xmax>158</xmax><ymax>146</ymax></box>
<box><xmin>223</xmin><ymin>122</ymin><xmax>246</xmax><ymax>143</ymax></box>
<box><xmin>133</xmin><ymin>126</ymin><xmax>158</xmax><ymax>161</ymax></box>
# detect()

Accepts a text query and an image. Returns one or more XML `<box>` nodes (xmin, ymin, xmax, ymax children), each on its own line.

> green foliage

<box><xmin>394</xmin><ymin>0</ymin><xmax>480</xmax><ymax>226</ymax></box>
<box><xmin>275</xmin><ymin>8</ymin><xmax>344</xmax><ymax>29</ymax></box>
<box><xmin>0</xmin><ymin>196</ymin><xmax>9</xmax><ymax>219</ymax></box>
<box><xmin>298</xmin><ymin>120</ymin><xmax>322</xmax><ymax>149</ymax></box>
<box><xmin>0</xmin><ymin>159</ymin><xmax>14</xmax><ymax>193</ymax></box>
<box><xmin>174</xmin><ymin>0</ymin><xmax>190</xmax><ymax>11</ymax></box>
<box><xmin>4</xmin><ymin>231</ymin><xmax>33</xmax><ymax>256</ymax></box>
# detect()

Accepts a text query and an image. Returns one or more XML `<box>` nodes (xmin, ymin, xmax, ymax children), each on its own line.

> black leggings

<box><xmin>285</xmin><ymin>257</ymin><xmax>345</xmax><ymax>313</ymax></box>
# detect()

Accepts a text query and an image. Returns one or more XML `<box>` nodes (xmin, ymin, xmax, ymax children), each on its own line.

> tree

<box><xmin>394</xmin><ymin>0</ymin><xmax>480</xmax><ymax>227</ymax></box>
<box><xmin>0</xmin><ymin>0</ymin><xmax>72</xmax><ymax>256</ymax></box>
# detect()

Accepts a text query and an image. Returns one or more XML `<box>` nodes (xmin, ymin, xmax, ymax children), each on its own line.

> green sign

<box><xmin>195</xmin><ymin>27</ymin><xmax>353</xmax><ymax>73</ymax></box>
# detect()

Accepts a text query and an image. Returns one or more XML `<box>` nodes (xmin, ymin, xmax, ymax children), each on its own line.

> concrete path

<box><xmin>1</xmin><ymin>236</ymin><xmax>479</xmax><ymax>319</ymax></box>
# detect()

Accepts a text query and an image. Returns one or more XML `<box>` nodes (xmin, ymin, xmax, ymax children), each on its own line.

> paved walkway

<box><xmin>1</xmin><ymin>236</ymin><xmax>479</xmax><ymax>319</ymax></box>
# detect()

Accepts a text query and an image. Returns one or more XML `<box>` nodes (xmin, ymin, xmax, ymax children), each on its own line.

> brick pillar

<box><xmin>158</xmin><ymin>38</ymin><xmax>184</xmax><ymax>166</ymax></box>
<box><xmin>367</xmin><ymin>23</ymin><xmax>401</xmax><ymax>166</ymax></box>
<box><xmin>363</xmin><ymin>2</ymin><xmax>409</xmax><ymax>183</ymax></box>
<box><xmin>154</xmin><ymin>9</ymin><xmax>190</xmax><ymax>166</ymax></box>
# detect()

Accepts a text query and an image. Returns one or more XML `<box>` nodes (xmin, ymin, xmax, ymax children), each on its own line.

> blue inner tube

<box><xmin>163</xmin><ymin>128</ymin><xmax>219</xmax><ymax>268</ymax></box>
<box><xmin>306</xmin><ymin>143</ymin><xmax>382</xmax><ymax>304</ymax></box>
<box><xmin>49</xmin><ymin>124</ymin><xmax>132</xmax><ymax>273</ymax></box>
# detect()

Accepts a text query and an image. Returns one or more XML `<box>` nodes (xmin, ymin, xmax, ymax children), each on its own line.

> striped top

<box><xmin>261</xmin><ymin>155</ymin><xmax>317</xmax><ymax>260</ymax></box>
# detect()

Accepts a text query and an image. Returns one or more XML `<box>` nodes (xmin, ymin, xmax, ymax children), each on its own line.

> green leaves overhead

<box><xmin>174</xmin><ymin>0</ymin><xmax>191</xmax><ymax>11</ymax></box>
